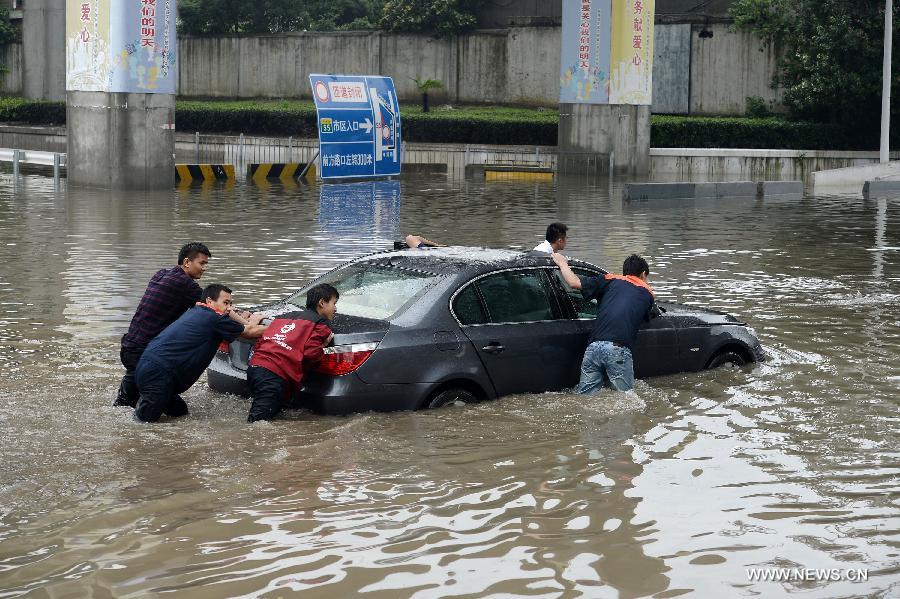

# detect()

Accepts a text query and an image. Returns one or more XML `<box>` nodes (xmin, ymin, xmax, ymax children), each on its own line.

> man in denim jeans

<box><xmin>551</xmin><ymin>253</ymin><xmax>657</xmax><ymax>392</ymax></box>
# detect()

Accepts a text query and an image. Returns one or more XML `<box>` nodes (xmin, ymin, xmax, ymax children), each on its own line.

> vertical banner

<box><xmin>560</xmin><ymin>0</ymin><xmax>611</xmax><ymax>104</ymax></box>
<box><xmin>109</xmin><ymin>0</ymin><xmax>178</xmax><ymax>93</ymax></box>
<box><xmin>609</xmin><ymin>0</ymin><xmax>654</xmax><ymax>104</ymax></box>
<box><xmin>559</xmin><ymin>0</ymin><xmax>654</xmax><ymax>105</ymax></box>
<box><xmin>66</xmin><ymin>0</ymin><xmax>178</xmax><ymax>93</ymax></box>
<box><xmin>66</xmin><ymin>0</ymin><xmax>111</xmax><ymax>91</ymax></box>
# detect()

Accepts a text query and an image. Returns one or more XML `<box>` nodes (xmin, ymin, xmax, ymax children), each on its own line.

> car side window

<box><xmin>453</xmin><ymin>285</ymin><xmax>489</xmax><ymax>326</ymax></box>
<box><xmin>475</xmin><ymin>270</ymin><xmax>558</xmax><ymax>323</ymax></box>
<box><xmin>554</xmin><ymin>267</ymin><xmax>601</xmax><ymax>319</ymax></box>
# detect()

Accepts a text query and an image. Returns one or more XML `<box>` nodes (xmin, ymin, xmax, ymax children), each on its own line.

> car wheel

<box><xmin>707</xmin><ymin>350</ymin><xmax>747</xmax><ymax>370</ymax></box>
<box><xmin>426</xmin><ymin>388</ymin><xmax>477</xmax><ymax>409</ymax></box>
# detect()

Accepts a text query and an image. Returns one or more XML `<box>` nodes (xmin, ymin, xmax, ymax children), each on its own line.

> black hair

<box><xmin>306</xmin><ymin>283</ymin><xmax>339</xmax><ymax>311</ymax></box>
<box><xmin>623</xmin><ymin>254</ymin><xmax>650</xmax><ymax>277</ymax></box>
<box><xmin>178</xmin><ymin>242</ymin><xmax>211</xmax><ymax>265</ymax></box>
<box><xmin>546</xmin><ymin>222</ymin><xmax>568</xmax><ymax>243</ymax></box>
<box><xmin>202</xmin><ymin>283</ymin><xmax>232</xmax><ymax>303</ymax></box>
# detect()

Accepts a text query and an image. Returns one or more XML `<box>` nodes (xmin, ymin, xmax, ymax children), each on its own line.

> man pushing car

<box><xmin>133</xmin><ymin>283</ymin><xmax>267</xmax><ymax>422</ymax></box>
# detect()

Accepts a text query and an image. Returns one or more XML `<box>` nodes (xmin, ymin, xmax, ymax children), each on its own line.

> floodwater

<box><xmin>0</xmin><ymin>173</ymin><xmax>898</xmax><ymax>598</ymax></box>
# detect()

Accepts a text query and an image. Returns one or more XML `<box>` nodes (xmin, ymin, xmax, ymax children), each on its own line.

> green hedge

<box><xmin>0</xmin><ymin>97</ymin><xmax>66</xmax><ymax>125</ymax></box>
<box><xmin>175</xmin><ymin>100</ymin><xmax>559</xmax><ymax>145</ymax></box>
<box><xmin>402</xmin><ymin>107</ymin><xmax>557</xmax><ymax>145</ymax></box>
<box><xmin>650</xmin><ymin>115</ymin><xmax>869</xmax><ymax>151</ymax></box>
<box><xmin>176</xmin><ymin>100</ymin><xmax>319</xmax><ymax>136</ymax></box>
<box><xmin>0</xmin><ymin>97</ymin><xmax>887</xmax><ymax>150</ymax></box>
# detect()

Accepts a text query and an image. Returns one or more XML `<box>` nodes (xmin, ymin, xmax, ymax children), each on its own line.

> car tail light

<box><xmin>315</xmin><ymin>342</ymin><xmax>378</xmax><ymax>376</ymax></box>
<box><xmin>217</xmin><ymin>341</ymin><xmax>230</xmax><ymax>354</ymax></box>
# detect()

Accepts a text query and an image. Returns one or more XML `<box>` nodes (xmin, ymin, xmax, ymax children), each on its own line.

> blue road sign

<box><xmin>310</xmin><ymin>74</ymin><xmax>402</xmax><ymax>180</ymax></box>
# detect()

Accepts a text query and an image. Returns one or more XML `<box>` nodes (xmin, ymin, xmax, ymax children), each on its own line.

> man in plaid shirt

<box><xmin>114</xmin><ymin>242</ymin><xmax>211</xmax><ymax>408</ymax></box>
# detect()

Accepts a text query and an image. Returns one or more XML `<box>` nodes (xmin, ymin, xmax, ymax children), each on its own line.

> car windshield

<box><xmin>288</xmin><ymin>264</ymin><xmax>439</xmax><ymax>321</ymax></box>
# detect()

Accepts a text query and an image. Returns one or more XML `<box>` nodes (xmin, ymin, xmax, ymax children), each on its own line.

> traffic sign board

<box><xmin>310</xmin><ymin>74</ymin><xmax>402</xmax><ymax>180</ymax></box>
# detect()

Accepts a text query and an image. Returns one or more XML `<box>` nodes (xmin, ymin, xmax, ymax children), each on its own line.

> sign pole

<box><xmin>881</xmin><ymin>0</ymin><xmax>893</xmax><ymax>164</ymax></box>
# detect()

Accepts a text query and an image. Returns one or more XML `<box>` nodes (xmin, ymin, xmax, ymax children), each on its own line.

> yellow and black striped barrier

<box><xmin>484</xmin><ymin>169</ymin><xmax>554</xmax><ymax>182</ymax></box>
<box><xmin>176</xmin><ymin>164</ymin><xmax>235</xmax><ymax>182</ymax></box>
<box><xmin>249</xmin><ymin>163</ymin><xmax>317</xmax><ymax>183</ymax></box>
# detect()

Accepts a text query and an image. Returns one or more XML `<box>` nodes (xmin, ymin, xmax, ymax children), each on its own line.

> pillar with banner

<box><xmin>65</xmin><ymin>0</ymin><xmax>178</xmax><ymax>189</ymax></box>
<box><xmin>558</xmin><ymin>0</ymin><xmax>654</xmax><ymax>175</ymax></box>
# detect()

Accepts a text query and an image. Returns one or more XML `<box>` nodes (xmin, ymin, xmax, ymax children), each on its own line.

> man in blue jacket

<box><xmin>552</xmin><ymin>252</ymin><xmax>657</xmax><ymax>393</ymax></box>
<box><xmin>134</xmin><ymin>283</ymin><xmax>266</xmax><ymax>422</ymax></box>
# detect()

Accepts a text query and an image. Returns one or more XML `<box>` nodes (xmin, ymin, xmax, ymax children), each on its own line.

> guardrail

<box><xmin>0</xmin><ymin>148</ymin><xmax>67</xmax><ymax>182</ymax></box>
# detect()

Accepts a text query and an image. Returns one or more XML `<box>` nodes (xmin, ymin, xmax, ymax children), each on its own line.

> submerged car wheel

<box><xmin>426</xmin><ymin>388</ymin><xmax>477</xmax><ymax>409</ymax></box>
<box><xmin>707</xmin><ymin>350</ymin><xmax>748</xmax><ymax>370</ymax></box>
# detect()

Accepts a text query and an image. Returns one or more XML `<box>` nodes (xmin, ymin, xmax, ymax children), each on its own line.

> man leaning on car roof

<box><xmin>534</xmin><ymin>222</ymin><xmax>568</xmax><ymax>253</ymax></box>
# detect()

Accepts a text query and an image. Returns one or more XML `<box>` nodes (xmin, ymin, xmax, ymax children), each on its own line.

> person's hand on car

<box><xmin>551</xmin><ymin>252</ymin><xmax>568</xmax><ymax>267</ymax></box>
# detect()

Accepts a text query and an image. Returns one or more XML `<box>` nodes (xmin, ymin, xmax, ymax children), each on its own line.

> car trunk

<box><xmin>225</xmin><ymin>311</ymin><xmax>390</xmax><ymax>372</ymax></box>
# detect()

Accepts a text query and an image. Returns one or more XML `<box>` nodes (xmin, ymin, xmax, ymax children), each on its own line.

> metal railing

<box><xmin>0</xmin><ymin>148</ymin><xmax>66</xmax><ymax>182</ymax></box>
<box><xmin>175</xmin><ymin>134</ymin><xmax>610</xmax><ymax>179</ymax></box>
<box><xmin>176</xmin><ymin>133</ymin><xmax>320</xmax><ymax>176</ymax></box>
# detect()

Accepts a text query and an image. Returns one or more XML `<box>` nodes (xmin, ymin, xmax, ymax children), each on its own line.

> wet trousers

<box><xmin>247</xmin><ymin>366</ymin><xmax>289</xmax><ymax>423</ymax></box>
<box><xmin>577</xmin><ymin>341</ymin><xmax>635</xmax><ymax>393</ymax></box>
<box><xmin>134</xmin><ymin>359</ymin><xmax>190</xmax><ymax>422</ymax></box>
<box><xmin>114</xmin><ymin>342</ymin><xmax>144</xmax><ymax>407</ymax></box>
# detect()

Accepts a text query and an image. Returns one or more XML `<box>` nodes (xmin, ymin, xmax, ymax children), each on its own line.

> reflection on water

<box><xmin>0</xmin><ymin>174</ymin><xmax>898</xmax><ymax>597</ymax></box>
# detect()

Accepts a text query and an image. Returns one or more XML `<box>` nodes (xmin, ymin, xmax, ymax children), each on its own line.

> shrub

<box><xmin>401</xmin><ymin>109</ymin><xmax>557</xmax><ymax>145</ymax></box>
<box><xmin>175</xmin><ymin>100</ymin><xmax>319</xmax><ymax>136</ymax></box>
<box><xmin>0</xmin><ymin>97</ymin><xmax>66</xmax><ymax>124</ymax></box>
<box><xmin>745</xmin><ymin>96</ymin><xmax>772</xmax><ymax>118</ymax></box>
<box><xmin>649</xmin><ymin>115</ymin><xmax>883</xmax><ymax>150</ymax></box>
<box><xmin>0</xmin><ymin>97</ymin><xmax>893</xmax><ymax>150</ymax></box>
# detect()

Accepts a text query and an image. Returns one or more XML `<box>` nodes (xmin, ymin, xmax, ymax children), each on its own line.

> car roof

<box><xmin>352</xmin><ymin>246</ymin><xmax>605</xmax><ymax>276</ymax></box>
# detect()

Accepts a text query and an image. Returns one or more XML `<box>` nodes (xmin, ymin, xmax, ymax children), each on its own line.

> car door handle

<box><xmin>482</xmin><ymin>343</ymin><xmax>505</xmax><ymax>354</ymax></box>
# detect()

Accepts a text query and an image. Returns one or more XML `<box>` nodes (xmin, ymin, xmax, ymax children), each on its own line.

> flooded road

<box><xmin>0</xmin><ymin>174</ymin><xmax>898</xmax><ymax>597</ymax></box>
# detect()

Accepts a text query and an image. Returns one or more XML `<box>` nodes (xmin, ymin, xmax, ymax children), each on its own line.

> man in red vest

<box><xmin>246</xmin><ymin>283</ymin><xmax>338</xmax><ymax>422</ymax></box>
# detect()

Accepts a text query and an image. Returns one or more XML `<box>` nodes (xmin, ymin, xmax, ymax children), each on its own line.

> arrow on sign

<box><xmin>359</xmin><ymin>118</ymin><xmax>373</xmax><ymax>134</ymax></box>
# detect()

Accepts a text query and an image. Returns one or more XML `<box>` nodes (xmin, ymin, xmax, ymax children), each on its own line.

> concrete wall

<box><xmin>653</xmin><ymin>24</ymin><xmax>691</xmax><ymax>114</ymax></box>
<box><xmin>176</xmin><ymin>25</ymin><xmax>781</xmax><ymax>115</ymax></box>
<box><xmin>690</xmin><ymin>23</ymin><xmax>783</xmax><ymax>115</ymax></box>
<box><xmin>22</xmin><ymin>0</ymin><xmax>64</xmax><ymax>101</ymax></box>
<box><xmin>649</xmin><ymin>148</ymin><xmax>900</xmax><ymax>183</ymax></box>
<box><xmin>475</xmin><ymin>1</ymin><xmax>562</xmax><ymax>28</ymax></box>
<box><xmin>16</xmin><ymin>15</ymin><xmax>781</xmax><ymax>115</ymax></box>
<box><xmin>0</xmin><ymin>43</ymin><xmax>23</xmax><ymax>95</ymax></box>
<box><xmin>506</xmin><ymin>26</ymin><xmax>561</xmax><ymax>106</ymax></box>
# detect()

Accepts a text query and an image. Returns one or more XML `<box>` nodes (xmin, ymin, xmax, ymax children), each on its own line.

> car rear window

<box><xmin>453</xmin><ymin>285</ymin><xmax>488</xmax><ymax>325</ymax></box>
<box><xmin>289</xmin><ymin>265</ymin><xmax>439</xmax><ymax>321</ymax></box>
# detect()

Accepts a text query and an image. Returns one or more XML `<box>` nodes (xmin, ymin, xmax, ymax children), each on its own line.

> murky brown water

<box><xmin>0</xmin><ymin>173</ymin><xmax>898</xmax><ymax>598</ymax></box>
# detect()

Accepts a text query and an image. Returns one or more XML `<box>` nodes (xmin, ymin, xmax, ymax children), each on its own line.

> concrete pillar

<box><xmin>22</xmin><ymin>0</ymin><xmax>65</xmax><ymax>101</ymax></box>
<box><xmin>67</xmin><ymin>91</ymin><xmax>175</xmax><ymax>189</ymax></box>
<box><xmin>558</xmin><ymin>103</ymin><xmax>651</xmax><ymax>175</ymax></box>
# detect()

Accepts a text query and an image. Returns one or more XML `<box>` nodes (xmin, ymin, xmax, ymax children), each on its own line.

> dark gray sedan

<box><xmin>207</xmin><ymin>247</ymin><xmax>764</xmax><ymax>414</ymax></box>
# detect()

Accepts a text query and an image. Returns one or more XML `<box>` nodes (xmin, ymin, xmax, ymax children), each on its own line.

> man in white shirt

<box><xmin>534</xmin><ymin>222</ymin><xmax>568</xmax><ymax>253</ymax></box>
